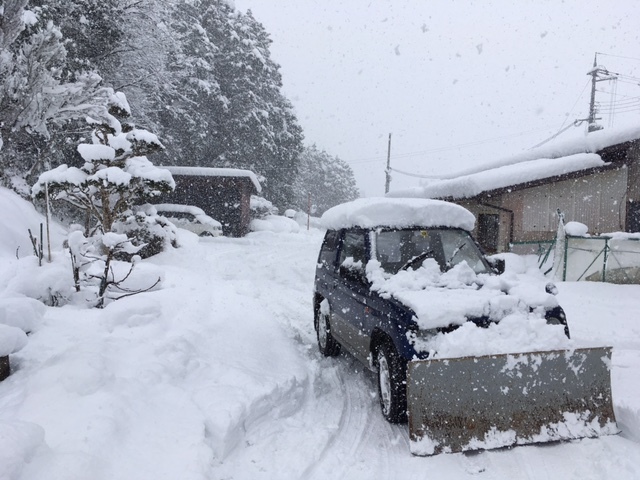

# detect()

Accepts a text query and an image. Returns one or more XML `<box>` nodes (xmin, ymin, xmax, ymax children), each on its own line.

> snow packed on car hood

<box><xmin>365</xmin><ymin>258</ymin><xmax>571</xmax><ymax>358</ymax></box>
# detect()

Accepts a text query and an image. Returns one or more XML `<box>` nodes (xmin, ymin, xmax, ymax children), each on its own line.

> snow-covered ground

<box><xmin>1</xmin><ymin>188</ymin><xmax>640</xmax><ymax>479</ymax></box>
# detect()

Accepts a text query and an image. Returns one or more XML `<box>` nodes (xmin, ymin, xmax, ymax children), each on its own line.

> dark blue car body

<box><xmin>313</xmin><ymin>226</ymin><xmax>568</xmax><ymax>370</ymax></box>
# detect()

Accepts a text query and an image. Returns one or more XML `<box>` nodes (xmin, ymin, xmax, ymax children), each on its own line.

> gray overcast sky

<box><xmin>232</xmin><ymin>1</ymin><xmax>640</xmax><ymax>196</ymax></box>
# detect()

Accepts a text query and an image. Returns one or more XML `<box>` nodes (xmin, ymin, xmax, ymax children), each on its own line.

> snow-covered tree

<box><xmin>155</xmin><ymin>0</ymin><xmax>221</xmax><ymax>163</ymax></box>
<box><xmin>0</xmin><ymin>1</ymin><xmax>112</xmax><ymax>184</ymax></box>
<box><xmin>293</xmin><ymin>145</ymin><xmax>360</xmax><ymax>215</ymax></box>
<box><xmin>32</xmin><ymin>92</ymin><xmax>175</xmax><ymax>235</ymax></box>
<box><xmin>155</xmin><ymin>1</ymin><xmax>304</xmax><ymax>209</ymax></box>
<box><xmin>5</xmin><ymin>0</ymin><xmax>305</xmax><ymax>210</ymax></box>
<box><xmin>206</xmin><ymin>6</ymin><xmax>304</xmax><ymax>208</ymax></box>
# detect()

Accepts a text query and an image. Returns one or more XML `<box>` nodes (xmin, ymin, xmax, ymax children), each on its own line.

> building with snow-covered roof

<box><xmin>388</xmin><ymin>125</ymin><xmax>640</xmax><ymax>253</ymax></box>
<box><xmin>158</xmin><ymin>166</ymin><xmax>261</xmax><ymax>237</ymax></box>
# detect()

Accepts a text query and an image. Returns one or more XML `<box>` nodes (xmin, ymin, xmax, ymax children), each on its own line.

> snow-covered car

<box><xmin>313</xmin><ymin>198</ymin><xmax>570</xmax><ymax>425</ymax></box>
<box><xmin>153</xmin><ymin>204</ymin><xmax>223</xmax><ymax>237</ymax></box>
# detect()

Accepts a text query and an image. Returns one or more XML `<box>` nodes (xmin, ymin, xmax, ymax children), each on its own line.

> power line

<box><xmin>348</xmin><ymin>126</ymin><xmax>555</xmax><ymax>165</ymax></box>
<box><xmin>596</xmin><ymin>90</ymin><xmax>640</xmax><ymax>104</ymax></box>
<box><xmin>389</xmin><ymin>166</ymin><xmax>444</xmax><ymax>179</ymax></box>
<box><xmin>597</xmin><ymin>52</ymin><xmax>640</xmax><ymax>63</ymax></box>
<box><xmin>554</xmin><ymin>79</ymin><xmax>591</xmax><ymax>133</ymax></box>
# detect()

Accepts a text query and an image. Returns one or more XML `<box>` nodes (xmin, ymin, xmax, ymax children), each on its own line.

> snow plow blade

<box><xmin>407</xmin><ymin>347</ymin><xmax>618</xmax><ymax>456</ymax></box>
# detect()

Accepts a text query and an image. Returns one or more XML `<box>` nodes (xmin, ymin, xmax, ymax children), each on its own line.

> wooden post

<box><xmin>45</xmin><ymin>182</ymin><xmax>51</xmax><ymax>262</ymax></box>
<box><xmin>307</xmin><ymin>193</ymin><xmax>311</xmax><ymax>230</ymax></box>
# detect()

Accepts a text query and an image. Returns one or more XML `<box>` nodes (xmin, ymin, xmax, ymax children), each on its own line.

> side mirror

<box><xmin>487</xmin><ymin>257</ymin><xmax>505</xmax><ymax>275</ymax></box>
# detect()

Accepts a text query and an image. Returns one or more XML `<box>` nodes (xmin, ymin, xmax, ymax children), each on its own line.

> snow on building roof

<box><xmin>389</xmin><ymin>124</ymin><xmax>640</xmax><ymax>200</ymax></box>
<box><xmin>161</xmin><ymin>166</ymin><xmax>261</xmax><ymax>192</ymax></box>
<box><xmin>389</xmin><ymin>153</ymin><xmax>605</xmax><ymax>200</ymax></box>
<box><xmin>321</xmin><ymin>197</ymin><xmax>476</xmax><ymax>231</ymax></box>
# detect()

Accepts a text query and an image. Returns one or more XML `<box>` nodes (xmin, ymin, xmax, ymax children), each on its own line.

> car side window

<box><xmin>339</xmin><ymin>231</ymin><xmax>367</xmax><ymax>274</ymax></box>
<box><xmin>318</xmin><ymin>230</ymin><xmax>340</xmax><ymax>267</ymax></box>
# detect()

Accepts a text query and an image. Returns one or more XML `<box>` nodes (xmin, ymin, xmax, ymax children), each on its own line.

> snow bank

<box><xmin>250</xmin><ymin>215</ymin><xmax>300</xmax><ymax>233</ymax></box>
<box><xmin>0</xmin><ymin>187</ymin><xmax>66</xmax><ymax>259</ymax></box>
<box><xmin>0</xmin><ymin>420</ymin><xmax>45</xmax><ymax>480</ymax></box>
<box><xmin>0</xmin><ymin>297</ymin><xmax>46</xmax><ymax>333</ymax></box>
<box><xmin>321</xmin><ymin>197</ymin><xmax>476</xmax><ymax>230</ymax></box>
<box><xmin>0</xmin><ymin>324</ymin><xmax>28</xmax><ymax>356</ymax></box>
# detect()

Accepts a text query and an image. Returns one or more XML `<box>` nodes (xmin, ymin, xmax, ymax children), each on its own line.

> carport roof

<box><xmin>160</xmin><ymin>166</ymin><xmax>262</xmax><ymax>193</ymax></box>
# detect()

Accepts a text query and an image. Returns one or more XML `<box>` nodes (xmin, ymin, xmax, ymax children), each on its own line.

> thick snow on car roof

<box><xmin>154</xmin><ymin>204</ymin><xmax>222</xmax><ymax>227</ymax></box>
<box><xmin>154</xmin><ymin>203</ymin><xmax>206</xmax><ymax>215</ymax></box>
<box><xmin>320</xmin><ymin>197</ymin><xmax>475</xmax><ymax>231</ymax></box>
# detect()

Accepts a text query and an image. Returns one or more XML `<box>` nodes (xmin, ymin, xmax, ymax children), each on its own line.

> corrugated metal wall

<box><xmin>506</xmin><ymin>167</ymin><xmax>628</xmax><ymax>242</ymax></box>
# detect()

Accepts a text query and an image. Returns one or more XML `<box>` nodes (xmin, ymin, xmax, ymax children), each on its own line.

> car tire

<box><xmin>376</xmin><ymin>340</ymin><xmax>408</xmax><ymax>424</ymax></box>
<box><xmin>316</xmin><ymin>301</ymin><xmax>341</xmax><ymax>357</ymax></box>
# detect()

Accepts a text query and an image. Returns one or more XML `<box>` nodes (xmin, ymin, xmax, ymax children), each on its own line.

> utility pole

<box><xmin>384</xmin><ymin>133</ymin><xmax>392</xmax><ymax>194</ymax></box>
<box><xmin>587</xmin><ymin>53</ymin><xmax>617</xmax><ymax>133</ymax></box>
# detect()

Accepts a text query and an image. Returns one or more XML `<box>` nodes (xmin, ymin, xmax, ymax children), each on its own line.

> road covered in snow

<box><xmin>1</xmin><ymin>216</ymin><xmax>640</xmax><ymax>479</ymax></box>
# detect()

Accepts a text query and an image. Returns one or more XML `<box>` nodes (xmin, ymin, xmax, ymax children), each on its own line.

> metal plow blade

<box><xmin>407</xmin><ymin>347</ymin><xmax>618</xmax><ymax>456</ymax></box>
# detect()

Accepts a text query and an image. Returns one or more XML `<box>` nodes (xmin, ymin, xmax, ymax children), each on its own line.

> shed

<box><xmin>388</xmin><ymin>126</ymin><xmax>640</xmax><ymax>254</ymax></box>
<box><xmin>158</xmin><ymin>166</ymin><xmax>261</xmax><ymax>237</ymax></box>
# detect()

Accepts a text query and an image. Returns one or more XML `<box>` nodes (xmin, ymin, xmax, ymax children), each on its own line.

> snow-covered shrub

<box><xmin>68</xmin><ymin>230</ymin><xmax>162</xmax><ymax>308</ymax></box>
<box><xmin>112</xmin><ymin>205</ymin><xmax>178</xmax><ymax>260</ymax></box>
<box><xmin>250</xmin><ymin>195</ymin><xmax>278</xmax><ymax>218</ymax></box>
<box><xmin>27</xmin><ymin>93</ymin><xmax>173</xmax><ymax>307</ymax></box>
<box><xmin>32</xmin><ymin>92</ymin><xmax>175</xmax><ymax>238</ymax></box>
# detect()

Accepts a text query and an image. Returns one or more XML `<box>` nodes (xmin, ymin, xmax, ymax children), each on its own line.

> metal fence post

<box><xmin>563</xmin><ymin>236</ymin><xmax>569</xmax><ymax>281</ymax></box>
<box><xmin>602</xmin><ymin>238</ymin><xmax>609</xmax><ymax>283</ymax></box>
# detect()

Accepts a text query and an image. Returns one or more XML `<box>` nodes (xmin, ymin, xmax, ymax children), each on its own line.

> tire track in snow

<box><xmin>296</xmin><ymin>350</ymin><xmax>437</xmax><ymax>480</ymax></box>
<box><xmin>202</xmin><ymin>233</ymin><xmax>406</xmax><ymax>478</ymax></box>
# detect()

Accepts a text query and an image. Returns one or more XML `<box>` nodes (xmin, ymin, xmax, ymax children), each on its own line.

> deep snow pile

<box><xmin>0</xmin><ymin>188</ymin><xmax>639</xmax><ymax>479</ymax></box>
<box><xmin>0</xmin><ymin>229</ymin><xmax>315</xmax><ymax>480</ymax></box>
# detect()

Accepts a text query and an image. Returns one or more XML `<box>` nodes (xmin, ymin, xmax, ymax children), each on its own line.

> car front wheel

<box><xmin>377</xmin><ymin>341</ymin><xmax>407</xmax><ymax>423</ymax></box>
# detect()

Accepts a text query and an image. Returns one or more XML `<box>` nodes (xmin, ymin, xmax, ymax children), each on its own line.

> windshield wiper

<box><xmin>400</xmin><ymin>250</ymin><xmax>433</xmax><ymax>271</ymax></box>
<box><xmin>445</xmin><ymin>242</ymin><xmax>466</xmax><ymax>269</ymax></box>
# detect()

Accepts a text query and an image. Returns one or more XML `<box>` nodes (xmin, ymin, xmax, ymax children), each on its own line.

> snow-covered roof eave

<box><xmin>388</xmin><ymin>124</ymin><xmax>640</xmax><ymax>201</ymax></box>
<box><xmin>389</xmin><ymin>153</ymin><xmax>609</xmax><ymax>201</ymax></box>
<box><xmin>161</xmin><ymin>166</ymin><xmax>262</xmax><ymax>193</ymax></box>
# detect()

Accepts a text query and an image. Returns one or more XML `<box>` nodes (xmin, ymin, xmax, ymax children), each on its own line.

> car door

<box><xmin>331</xmin><ymin>229</ymin><xmax>374</xmax><ymax>364</ymax></box>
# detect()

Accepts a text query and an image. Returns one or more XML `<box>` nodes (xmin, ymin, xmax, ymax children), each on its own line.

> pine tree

<box><xmin>0</xmin><ymin>1</ymin><xmax>112</xmax><ymax>186</ymax></box>
<box><xmin>156</xmin><ymin>0</ymin><xmax>304</xmax><ymax>209</ymax></box>
<box><xmin>293</xmin><ymin>145</ymin><xmax>360</xmax><ymax>215</ymax></box>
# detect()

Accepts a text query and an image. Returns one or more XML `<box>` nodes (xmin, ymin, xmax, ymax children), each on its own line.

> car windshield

<box><xmin>374</xmin><ymin>228</ymin><xmax>491</xmax><ymax>275</ymax></box>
